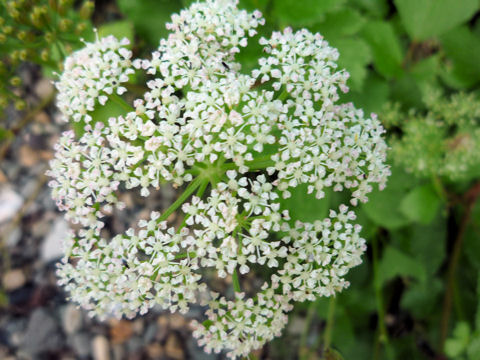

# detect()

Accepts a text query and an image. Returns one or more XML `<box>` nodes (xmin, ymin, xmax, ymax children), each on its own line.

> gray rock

<box><xmin>2</xmin><ymin>269</ymin><xmax>26</xmax><ymax>291</ymax></box>
<box><xmin>0</xmin><ymin>187</ymin><xmax>23</xmax><ymax>224</ymax></box>
<box><xmin>143</xmin><ymin>323</ymin><xmax>157</xmax><ymax>344</ymax></box>
<box><xmin>62</xmin><ymin>304</ymin><xmax>83</xmax><ymax>335</ymax></box>
<box><xmin>41</xmin><ymin>217</ymin><xmax>69</xmax><ymax>262</ymax></box>
<box><xmin>4</xmin><ymin>226</ymin><xmax>21</xmax><ymax>247</ymax></box>
<box><xmin>92</xmin><ymin>335</ymin><xmax>110</xmax><ymax>360</ymax></box>
<box><xmin>126</xmin><ymin>336</ymin><xmax>142</xmax><ymax>354</ymax></box>
<box><xmin>22</xmin><ymin>308</ymin><xmax>62</xmax><ymax>355</ymax></box>
<box><xmin>71</xmin><ymin>333</ymin><xmax>91</xmax><ymax>358</ymax></box>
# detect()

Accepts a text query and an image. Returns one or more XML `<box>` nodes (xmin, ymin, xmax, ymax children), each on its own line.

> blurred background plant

<box><xmin>0</xmin><ymin>0</ymin><xmax>93</xmax><ymax>141</ymax></box>
<box><xmin>1</xmin><ymin>0</ymin><xmax>480</xmax><ymax>359</ymax></box>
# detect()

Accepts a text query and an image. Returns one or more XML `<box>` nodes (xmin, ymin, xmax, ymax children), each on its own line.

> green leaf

<box><xmin>272</xmin><ymin>0</ymin><xmax>346</xmax><ymax>27</ymax></box>
<box><xmin>410</xmin><ymin>55</ymin><xmax>440</xmax><ymax>85</ymax></box>
<box><xmin>389</xmin><ymin>74</ymin><xmax>424</xmax><ymax>109</ymax></box>
<box><xmin>348</xmin><ymin>0</ymin><xmax>388</xmax><ymax>18</ymax></box>
<box><xmin>378</xmin><ymin>247</ymin><xmax>427</xmax><ymax>286</ymax></box>
<box><xmin>238</xmin><ymin>0</ymin><xmax>269</xmax><ymax>11</ymax></box>
<box><xmin>361</xmin><ymin>21</ymin><xmax>404</xmax><ymax>79</ymax></box>
<box><xmin>446</xmin><ymin>322</ymin><xmax>471</xmax><ymax>357</ymax></box>
<box><xmin>334</xmin><ymin>37</ymin><xmax>371</xmax><ymax>91</ymax></box>
<box><xmin>98</xmin><ymin>20</ymin><xmax>134</xmax><ymax>44</ymax></box>
<box><xmin>467</xmin><ymin>335</ymin><xmax>480</xmax><ymax>360</ymax></box>
<box><xmin>341</xmin><ymin>72</ymin><xmax>389</xmax><ymax>114</ymax></box>
<box><xmin>73</xmin><ymin>99</ymin><xmax>127</xmax><ymax>138</ymax></box>
<box><xmin>280</xmin><ymin>184</ymin><xmax>330</xmax><ymax>223</ymax></box>
<box><xmin>312</xmin><ymin>8</ymin><xmax>366</xmax><ymax>38</ymax></box>
<box><xmin>362</xmin><ymin>166</ymin><xmax>414</xmax><ymax>230</ymax></box>
<box><xmin>410</xmin><ymin>219</ymin><xmax>446</xmax><ymax>277</ymax></box>
<box><xmin>394</xmin><ymin>0</ymin><xmax>479</xmax><ymax>40</ymax></box>
<box><xmin>399</xmin><ymin>184</ymin><xmax>441</xmax><ymax>224</ymax></box>
<box><xmin>117</xmin><ymin>0</ymin><xmax>182</xmax><ymax>45</ymax></box>
<box><xmin>440</xmin><ymin>26</ymin><xmax>480</xmax><ymax>89</ymax></box>
<box><xmin>401</xmin><ymin>278</ymin><xmax>443</xmax><ymax>318</ymax></box>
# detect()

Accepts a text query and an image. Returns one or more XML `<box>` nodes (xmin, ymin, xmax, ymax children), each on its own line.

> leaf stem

<box><xmin>158</xmin><ymin>177</ymin><xmax>203</xmax><ymax>223</ymax></box>
<box><xmin>372</xmin><ymin>234</ymin><xmax>394</xmax><ymax>360</ymax></box>
<box><xmin>299</xmin><ymin>300</ymin><xmax>316</xmax><ymax>360</ymax></box>
<box><xmin>323</xmin><ymin>296</ymin><xmax>336</xmax><ymax>352</ymax></box>
<box><xmin>439</xmin><ymin>181</ymin><xmax>480</xmax><ymax>352</ymax></box>
<box><xmin>232</xmin><ymin>269</ymin><xmax>241</xmax><ymax>292</ymax></box>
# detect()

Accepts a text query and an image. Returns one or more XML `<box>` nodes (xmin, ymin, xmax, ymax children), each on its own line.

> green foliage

<box><xmin>361</xmin><ymin>21</ymin><xmax>404</xmax><ymax>79</ymax></box>
<box><xmin>394</xmin><ymin>0</ymin><xmax>479</xmax><ymax>40</ymax></box>
<box><xmin>98</xmin><ymin>20</ymin><xmax>134</xmax><ymax>44</ymax></box>
<box><xmin>117</xmin><ymin>0</ymin><xmax>182</xmax><ymax>45</ymax></box>
<box><xmin>378</xmin><ymin>247</ymin><xmax>427</xmax><ymax>285</ymax></box>
<box><xmin>280</xmin><ymin>185</ymin><xmax>330</xmax><ymax>223</ymax></box>
<box><xmin>399</xmin><ymin>184</ymin><xmax>441</xmax><ymax>224</ymax></box>
<box><xmin>441</xmin><ymin>26</ymin><xmax>480</xmax><ymax>88</ymax></box>
<box><xmin>272</xmin><ymin>0</ymin><xmax>346</xmax><ymax>26</ymax></box>
<box><xmin>362</xmin><ymin>167</ymin><xmax>414</xmax><ymax>230</ymax></box>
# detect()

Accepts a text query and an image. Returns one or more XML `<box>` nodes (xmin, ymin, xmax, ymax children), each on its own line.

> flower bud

<box><xmin>10</xmin><ymin>76</ymin><xmax>21</xmax><ymax>87</ymax></box>
<box><xmin>59</xmin><ymin>19</ymin><xmax>72</xmax><ymax>32</ymax></box>
<box><xmin>80</xmin><ymin>0</ymin><xmax>95</xmax><ymax>19</ymax></box>
<box><xmin>41</xmin><ymin>49</ymin><xmax>49</xmax><ymax>62</ymax></box>
<box><xmin>14</xmin><ymin>99</ymin><xmax>26</xmax><ymax>111</ymax></box>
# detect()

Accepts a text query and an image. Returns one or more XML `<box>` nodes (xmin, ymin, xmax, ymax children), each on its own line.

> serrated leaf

<box><xmin>362</xmin><ymin>21</ymin><xmax>404</xmax><ymax>79</ymax></box>
<box><xmin>117</xmin><ymin>0</ymin><xmax>182</xmax><ymax>45</ymax></box>
<box><xmin>333</xmin><ymin>37</ymin><xmax>371</xmax><ymax>91</ymax></box>
<box><xmin>378</xmin><ymin>247</ymin><xmax>427</xmax><ymax>286</ymax></box>
<box><xmin>394</xmin><ymin>0</ymin><xmax>479</xmax><ymax>40</ymax></box>
<box><xmin>399</xmin><ymin>184</ymin><xmax>441</xmax><ymax>224</ymax></box>
<box><xmin>98</xmin><ymin>20</ymin><xmax>134</xmax><ymax>44</ymax></box>
<box><xmin>272</xmin><ymin>0</ymin><xmax>346</xmax><ymax>27</ymax></box>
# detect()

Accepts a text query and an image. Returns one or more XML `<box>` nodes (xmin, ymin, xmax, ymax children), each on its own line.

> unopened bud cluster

<box><xmin>0</xmin><ymin>0</ymin><xmax>93</xmax><ymax>113</ymax></box>
<box><xmin>48</xmin><ymin>0</ymin><xmax>390</xmax><ymax>357</ymax></box>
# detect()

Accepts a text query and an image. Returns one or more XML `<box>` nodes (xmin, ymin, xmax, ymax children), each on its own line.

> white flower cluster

<box><xmin>48</xmin><ymin>0</ymin><xmax>390</xmax><ymax>358</ymax></box>
<box><xmin>55</xmin><ymin>34</ymin><xmax>134</xmax><ymax>123</ymax></box>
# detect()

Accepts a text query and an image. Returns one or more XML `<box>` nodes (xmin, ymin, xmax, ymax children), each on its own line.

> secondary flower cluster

<box><xmin>384</xmin><ymin>88</ymin><xmax>480</xmax><ymax>182</ymax></box>
<box><xmin>48</xmin><ymin>0</ymin><xmax>390</xmax><ymax>358</ymax></box>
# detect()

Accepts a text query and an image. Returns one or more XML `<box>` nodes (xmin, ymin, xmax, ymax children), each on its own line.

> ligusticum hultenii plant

<box><xmin>47</xmin><ymin>0</ymin><xmax>390</xmax><ymax>357</ymax></box>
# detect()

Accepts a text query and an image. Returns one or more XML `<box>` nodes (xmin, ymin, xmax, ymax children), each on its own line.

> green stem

<box><xmin>299</xmin><ymin>300</ymin><xmax>316</xmax><ymax>360</ymax></box>
<box><xmin>277</xmin><ymin>88</ymin><xmax>289</xmax><ymax>102</ymax></box>
<box><xmin>158</xmin><ymin>177</ymin><xmax>203</xmax><ymax>223</ymax></box>
<box><xmin>372</xmin><ymin>235</ymin><xmax>394</xmax><ymax>360</ymax></box>
<box><xmin>109</xmin><ymin>92</ymin><xmax>135</xmax><ymax>113</ymax></box>
<box><xmin>324</xmin><ymin>296</ymin><xmax>336</xmax><ymax>352</ymax></box>
<box><xmin>232</xmin><ymin>269</ymin><xmax>241</xmax><ymax>292</ymax></box>
<box><xmin>223</xmin><ymin>155</ymin><xmax>276</xmax><ymax>171</ymax></box>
